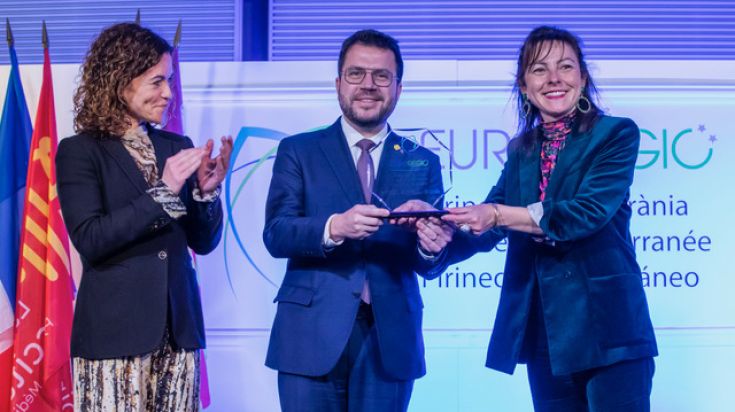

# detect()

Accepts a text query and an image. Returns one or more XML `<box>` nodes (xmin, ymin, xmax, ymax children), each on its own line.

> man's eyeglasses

<box><xmin>342</xmin><ymin>67</ymin><xmax>395</xmax><ymax>87</ymax></box>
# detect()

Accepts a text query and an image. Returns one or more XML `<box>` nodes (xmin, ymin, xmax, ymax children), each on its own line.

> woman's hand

<box><xmin>442</xmin><ymin>203</ymin><xmax>498</xmax><ymax>236</ymax></box>
<box><xmin>197</xmin><ymin>136</ymin><xmax>234</xmax><ymax>194</ymax></box>
<box><xmin>161</xmin><ymin>147</ymin><xmax>207</xmax><ymax>194</ymax></box>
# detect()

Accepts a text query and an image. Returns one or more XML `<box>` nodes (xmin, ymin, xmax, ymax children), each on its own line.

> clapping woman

<box><xmin>57</xmin><ymin>23</ymin><xmax>232</xmax><ymax>411</ymax></box>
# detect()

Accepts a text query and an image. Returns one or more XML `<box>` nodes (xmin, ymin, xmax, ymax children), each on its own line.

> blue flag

<box><xmin>0</xmin><ymin>44</ymin><xmax>32</xmax><ymax>341</ymax></box>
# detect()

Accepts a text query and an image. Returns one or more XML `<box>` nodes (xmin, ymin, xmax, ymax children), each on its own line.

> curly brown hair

<box><xmin>74</xmin><ymin>23</ymin><xmax>172</xmax><ymax>137</ymax></box>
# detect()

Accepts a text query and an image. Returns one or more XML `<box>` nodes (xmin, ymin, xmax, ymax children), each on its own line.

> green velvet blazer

<box><xmin>448</xmin><ymin>115</ymin><xmax>658</xmax><ymax>376</ymax></box>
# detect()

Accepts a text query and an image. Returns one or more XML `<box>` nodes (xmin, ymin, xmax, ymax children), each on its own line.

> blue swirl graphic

<box><xmin>224</xmin><ymin>127</ymin><xmax>287</xmax><ymax>296</ymax></box>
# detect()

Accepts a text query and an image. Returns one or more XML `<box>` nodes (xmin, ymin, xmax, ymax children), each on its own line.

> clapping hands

<box><xmin>197</xmin><ymin>136</ymin><xmax>234</xmax><ymax>194</ymax></box>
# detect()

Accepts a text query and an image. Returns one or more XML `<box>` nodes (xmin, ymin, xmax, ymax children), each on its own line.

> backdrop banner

<box><xmin>1</xmin><ymin>60</ymin><xmax>733</xmax><ymax>411</ymax></box>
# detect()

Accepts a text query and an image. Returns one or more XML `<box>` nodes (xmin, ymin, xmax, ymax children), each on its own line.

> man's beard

<box><xmin>338</xmin><ymin>93</ymin><xmax>395</xmax><ymax>131</ymax></box>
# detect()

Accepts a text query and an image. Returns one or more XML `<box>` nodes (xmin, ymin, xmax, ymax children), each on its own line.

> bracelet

<box><xmin>490</xmin><ymin>203</ymin><xmax>503</xmax><ymax>228</ymax></box>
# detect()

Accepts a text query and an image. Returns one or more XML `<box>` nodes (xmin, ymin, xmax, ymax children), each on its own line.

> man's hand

<box><xmin>416</xmin><ymin>216</ymin><xmax>454</xmax><ymax>254</ymax></box>
<box><xmin>161</xmin><ymin>147</ymin><xmax>207</xmax><ymax>194</ymax></box>
<box><xmin>329</xmin><ymin>204</ymin><xmax>390</xmax><ymax>242</ymax></box>
<box><xmin>388</xmin><ymin>199</ymin><xmax>435</xmax><ymax>231</ymax></box>
<box><xmin>389</xmin><ymin>199</ymin><xmax>454</xmax><ymax>254</ymax></box>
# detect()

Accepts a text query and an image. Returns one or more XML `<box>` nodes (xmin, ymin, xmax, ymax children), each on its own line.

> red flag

<box><xmin>9</xmin><ymin>40</ymin><xmax>74</xmax><ymax>412</ymax></box>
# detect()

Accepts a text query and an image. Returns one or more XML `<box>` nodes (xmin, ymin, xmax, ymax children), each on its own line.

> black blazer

<box><xmin>56</xmin><ymin>126</ymin><xmax>223</xmax><ymax>359</ymax></box>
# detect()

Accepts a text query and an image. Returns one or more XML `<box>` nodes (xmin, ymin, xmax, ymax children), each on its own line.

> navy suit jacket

<box><xmin>448</xmin><ymin>116</ymin><xmax>658</xmax><ymax>376</ymax></box>
<box><xmin>263</xmin><ymin>119</ymin><xmax>445</xmax><ymax>380</ymax></box>
<box><xmin>57</xmin><ymin>126</ymin><xmax>223</xmax><ymax>359</ymax></box>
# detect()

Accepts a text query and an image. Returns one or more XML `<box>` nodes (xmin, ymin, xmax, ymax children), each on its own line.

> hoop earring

<box><xmin>522</xmin><ymin>94</ymin><xmax>532</xmax><ymax>117</ymax></box>
<box><xmin>577</xmin><ymin>94</ymin><xmax>592</xmax><ymax>114</ymax></box>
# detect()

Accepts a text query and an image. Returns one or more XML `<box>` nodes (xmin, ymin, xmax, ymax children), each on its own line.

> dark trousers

<box><xmin>278</xmin><ymin>303</ymin><xmax>414</xmax><ymax>412</ymax></box>
<box><xmin>524</xmin><ymin>283</ymin><xmax>655</xmax><ymax>412</ymax></box>
<box><xmin>527</xmin><ymin>353</ymin><xmax>654</xmax><ymax>412</ymax></box>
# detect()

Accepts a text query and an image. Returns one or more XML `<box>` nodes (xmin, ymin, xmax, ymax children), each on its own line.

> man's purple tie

<box><xmin>356</xmin><ymin>138</ymin><xmax>376</xmax><ymax>303</ymax></box>
<box><xmin>356</xmin><ymin>139</ymin><xmax>376</xmax><ymax>203</ymax></box>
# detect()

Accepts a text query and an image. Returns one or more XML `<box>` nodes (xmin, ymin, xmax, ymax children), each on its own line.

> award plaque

<box><xmin>373</xmin><ymin>128</ymin><xmax>455</xmax><ymax>219</ymax></box>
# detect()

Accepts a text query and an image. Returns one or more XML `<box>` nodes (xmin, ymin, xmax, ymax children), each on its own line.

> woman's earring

<box><xmin>522</xmin><ymin>93</ymin><xmax>532</xmax><ymax>117</ymax></box>
<box><xmin>577</xmin><ymin>90</ymin><xmax>592</xmax><ymax>114</ymax></box>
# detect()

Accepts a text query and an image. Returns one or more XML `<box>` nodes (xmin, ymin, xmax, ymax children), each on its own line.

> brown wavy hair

<box><xmin>513</xmin><ymin>26</ymin><xmax>602</xmax><ymax>150</ymax></box>
<box><xmin>73</xmin><ymin>23</ymin><xmax>172</xmax><ymax>137</ymax></box>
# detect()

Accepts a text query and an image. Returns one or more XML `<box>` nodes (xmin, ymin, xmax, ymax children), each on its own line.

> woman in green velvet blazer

<box><xmin>443</xmin><ymin>26</ymin><xmax>658</xmax><ymax>411</ymax></box>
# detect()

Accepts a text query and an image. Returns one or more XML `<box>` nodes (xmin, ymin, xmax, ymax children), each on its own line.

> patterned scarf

<box><xmin>121</xmin><ymin>125</ymin><xmax>187</xmax><ymax>218</ymax></box>
<box><xmin>121</xmin><ymin>125</ymin><xmax>159</xmax><ymax>186</ymax></box>
<box><xmin>538</xmin><ymin>112</ymin><xmax>575</xmax><ymax>201</ymax></box>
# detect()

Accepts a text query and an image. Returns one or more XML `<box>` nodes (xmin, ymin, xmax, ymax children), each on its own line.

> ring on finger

<box><xmin>459</xmin><ymin>224</ymin><xmax>471</xmax><ymax>233</ymax></box>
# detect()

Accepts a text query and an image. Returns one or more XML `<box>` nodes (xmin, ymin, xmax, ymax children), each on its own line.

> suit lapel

<box><xmin>99</xmin><ymin>136</ymin><xmax>150</xmax><ymax>195</ymax></box>
<box><xmin>519</xmin><ymin>137</ymin><xmax>542</xmax><ymax>205</ymax></box>
<box><xmin>318</xmin><ymin>121</ymin><xmax>364</xmax><ymax>205</ymax></box>
<box><xmin>99</xmin><ymin>126</ymin><xmax>177</xmax><ymax>195</ymax></box>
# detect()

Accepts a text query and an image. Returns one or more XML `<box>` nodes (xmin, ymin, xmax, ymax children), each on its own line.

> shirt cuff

<box><xmin>323</xmin><ymin>214</ymin><xmax>344</xmax><ymax>249</ymax></box>
<box><xmin>148</xmin><ymin>181</ymin><xmax>187</xmax><ymax>219</ymax></box>
<box><xmin>193</xmin><ymin>185</ymin><xmax>221</xmax><ymax>202</ymax></box>
<box><xmin>527</xmin><ymin>202</ymin><xmax>555</xmax><ymax>245</ymax></box>
<box><xmin>417</xmin><ymin>245</ymin><xmax>440</xmax><ymax>262</ymax></box>
<box><xmin>527</xmin><ymin>201</ymin><xmax>544</xmax><ymax>227</ymax></box>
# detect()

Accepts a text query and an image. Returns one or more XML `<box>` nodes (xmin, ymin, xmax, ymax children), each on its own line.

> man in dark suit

<box><xmin>263</xmin><ymin>29</ymin><xmax>453</xmax><ymax>411</ymax></box>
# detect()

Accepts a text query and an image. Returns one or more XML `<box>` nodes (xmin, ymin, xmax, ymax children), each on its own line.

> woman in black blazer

<box><xmin>56</xmin><ymin>23</ymin><xmax>232</xmax><ymax>411</ymax></box>
<box><xmin>444</xmin><ymin>26</ymin><xmax>657</xmax><ymax>411</ymax></box>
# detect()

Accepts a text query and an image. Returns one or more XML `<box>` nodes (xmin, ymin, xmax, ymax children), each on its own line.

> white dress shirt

<box><xmin>322</xmin><ymin>117</ymin><xmax>389</xmax><ymax>247</ymax></box>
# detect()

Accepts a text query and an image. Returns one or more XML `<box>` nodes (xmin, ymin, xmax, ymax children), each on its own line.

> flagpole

<box><xmin>6</xmin><ymin>18</ymin><xmax>12</xmax><ymax>47</ymax></box>
<box><xmin>174</xmin><ymin>19</ymin><xmax>182</xmax><ymax>48</ymax></box>
<box><xmin>42</xmin><ymin>21</ymin><xmax>48</xmax><ymax>49</ymax></box>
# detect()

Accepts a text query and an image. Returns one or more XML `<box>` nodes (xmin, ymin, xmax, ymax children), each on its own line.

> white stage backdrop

<box><xmin>2</xmin><ymin>59</ymin><xmax>734</xmax><ymax>411</ymax></box>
